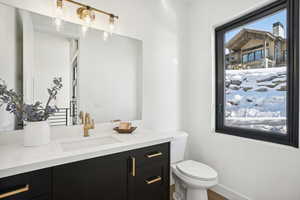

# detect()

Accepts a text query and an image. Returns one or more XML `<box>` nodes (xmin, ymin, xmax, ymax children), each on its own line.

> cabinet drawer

<box><xmin>131</xmin><ymin>143</ymin><xmax>169</xmax><ymax>167</ymax></box>
<box><xmin>129</xmin><ymin>163</ymin><xmax>169</xmax><ymax>200</ymax></box>
<box><xmin>0</xmin><ymin>169</ymin><xmax>51</xmax><ymax>200</ymax></box>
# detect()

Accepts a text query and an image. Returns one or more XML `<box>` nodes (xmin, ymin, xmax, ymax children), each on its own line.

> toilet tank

<box><xmin>171</xmin><ymin>131</ymin><xmax>188</xmax><ymax>164</ymax></box>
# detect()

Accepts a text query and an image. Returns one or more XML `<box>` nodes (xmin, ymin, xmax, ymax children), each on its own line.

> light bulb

<box><xmin>78</xmin><ymin>8</ymin><xmax>95</xmax><ymax>37</ymax></box>
<box><xmin>82</xmin><ymin>17</ymin><xmax>91</xmax><ymax>36</ymax></box>
<box><xmin>54</xmin><ymin>18</ymin><xmax>62</xmax><ymax>31</ymax></box>
<box><xmin>81</xmin><ymin>25</ymin><xmax>89</xmax><ymax>37</ymax></box>
<box><xmin>56</xmin><ymin>5</ymin><xmax>64</xmax><ymax>16</ymax></box>
<box><xmin>84</xmin><ymin>15</ymin><xmax>92</xmax><ymax>25</ymax></box>
<box><xmin>53</xmin><ymin>0</ymin><xmax>65</xmax><ymax>31</ymax></box>
<box><xmin>109</xmin><ymin>24</ymin><xmax>115</xmax><ymax>35</ymax></box>
<box><xmin>103</xmin><ymin>31</ymin><xmax>109</xmax><ymax>41</ymax></box>
<box><xmin>109</xmin><ymin>15</ymin><xmax>116</xmax><ymax>35</ymax></box>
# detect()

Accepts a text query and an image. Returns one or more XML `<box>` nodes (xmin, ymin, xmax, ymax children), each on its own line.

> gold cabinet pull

<box><xmin>131</xmin><ymin>157</ymin><xmax>136</xmax><ymax>177</ymax></box>
<box><xmin>146</xmin><ymin>152</ymin><xmax>162</xmax><ymax>158</ymax></box>
<box><xmin>145</xmin><ymin>176</ymin><xmax>162</xmax><ymax>185</ymax></box>
<box><xmin>0</xmin><ymin>184</ymin><xmax>30</xmax><ymax>199</ymax></box>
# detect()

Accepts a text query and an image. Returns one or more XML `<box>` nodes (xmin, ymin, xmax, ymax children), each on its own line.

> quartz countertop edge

<box><xmin>0</xmin><ymin>126</ymin><xmax>179</xmax><ymax>179</ymax></box>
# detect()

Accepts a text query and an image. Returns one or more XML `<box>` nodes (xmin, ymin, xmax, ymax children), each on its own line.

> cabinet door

<box><xmin>0</xmin><ymin>169</ymin><xmax>51</xmax><ymax>200</ymax></box>
<box><xmin>53</xmin><ymin>152</ymin><xmax>129</xmax><ymax>200</ymax></box>
<box><xmin>32</xmin><ymin>196</ymin><xmax>49</xmax><ymax>200</ymax></box>
<box><xmin>129</xmin><ymin>162</ymin><xmax>170</xmax><ymax>200</ymax></box>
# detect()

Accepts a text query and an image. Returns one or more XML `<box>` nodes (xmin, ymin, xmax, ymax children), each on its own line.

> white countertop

<box><xmin>0</xmin><ymin>123</ymin><xmax>184</xmax><ymax>179</ymax></box>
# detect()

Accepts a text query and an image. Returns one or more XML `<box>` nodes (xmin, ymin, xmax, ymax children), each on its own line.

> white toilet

<box><xmin>171</xmin><ymin>132</ymin><xmax>218</xmax><ymax>200</ymax></box>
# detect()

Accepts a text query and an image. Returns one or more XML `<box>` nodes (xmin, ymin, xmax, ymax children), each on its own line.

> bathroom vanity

<box><xmin>0</xmin><ymin>143</ymin><xmax>169</xmax><ymax>200</ymax></box>
<box><xmin>0</xmin><ymin>125</ymin><xmax>183</xmax><ymax>200</ymax></box>
<box><xmin>53</xmin><ymin>143</ymin><xmax>170</xmax><ymax>200</ymax></box>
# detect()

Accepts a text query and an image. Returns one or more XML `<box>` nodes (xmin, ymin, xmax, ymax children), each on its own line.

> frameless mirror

<box><xmin>0</xmin><ymin>3</ymin><xmax>142</xmax><ymax>132</ymax></box>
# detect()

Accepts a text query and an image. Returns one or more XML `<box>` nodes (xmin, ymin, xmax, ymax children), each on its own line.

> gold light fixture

<box><xmin>77</xmin><ymin>6</ymin><xmax>95</xmax><ymax>36</ymax></box>
<box><xmin>54</xmin><ymin>0</ymin><xmax>119</xmax><ymax>37</ymax></box>
<box><xmin>77</xmin><ymin>6</ymin><xmax>95</xmax><ymax>22</ymax></box>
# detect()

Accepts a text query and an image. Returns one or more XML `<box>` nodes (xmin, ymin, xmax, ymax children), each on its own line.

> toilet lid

<box><xmin>176</xmin><ymin>160</ymin><xmax>218</xmax><ymax>181</ymax></box>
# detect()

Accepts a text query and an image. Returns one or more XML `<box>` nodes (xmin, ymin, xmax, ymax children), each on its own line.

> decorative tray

<box><xmin>113</xmin><ymin>127</ymin><xmax>137</xmax><ymax>134</ymax></box>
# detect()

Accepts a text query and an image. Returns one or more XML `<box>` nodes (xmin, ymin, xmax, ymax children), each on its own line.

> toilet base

<box><xmin>171</xmin><ymin>162</ymin><xmax>218</xmax><ymax>200</ymax></box>
<box><xmin>187</xmin><ymin>188</ymin><xmax>208</xmax><ymax>200</ymax></box>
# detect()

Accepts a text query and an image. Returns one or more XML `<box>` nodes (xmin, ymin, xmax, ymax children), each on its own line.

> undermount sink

<box><xmin>61</xmin><ymin>136</ymin><xmax>121</xmax><ymax>152</ymax></box>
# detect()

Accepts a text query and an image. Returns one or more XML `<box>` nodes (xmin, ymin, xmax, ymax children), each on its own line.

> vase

<box><xmin>23</xmin><ymin>121</ymin><xmax>51</xmax><ymax>147</ymax></box>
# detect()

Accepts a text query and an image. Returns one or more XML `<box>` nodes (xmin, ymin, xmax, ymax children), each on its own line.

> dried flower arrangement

<box><xmin>0</xmin><ymin>78</ymin><xmax>63</xmax><ymax>122</ymax></box>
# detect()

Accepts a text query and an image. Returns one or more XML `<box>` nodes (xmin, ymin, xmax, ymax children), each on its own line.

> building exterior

<box><xmin>225</xmin><ymin>22</ymin><xmax>287</xmax><ymax>70</ymax></box>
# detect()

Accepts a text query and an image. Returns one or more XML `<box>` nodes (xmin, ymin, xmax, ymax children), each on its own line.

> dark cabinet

<box><xmin>0</xmin><ymin>168</ymin><xmax>51</xmax><ymax>200</ymax></box>
<box><xmin>128</xmin><ymin>143</ymin><xmax>170</xmax><ymax>200</ymax></box>
<box><xmin>52</xmin><ymin>152</ymin><xmax>129</xmax><ymax>200</ymax></box>
<box><xmin>32</xmin><ymin>197</ymin><xmax>50</xmax><ymax>200</ymax></box>
<box><xmin>0</xmin><ymin>142</ymin><xmax>170</xmax><ymax>200</ymax></box>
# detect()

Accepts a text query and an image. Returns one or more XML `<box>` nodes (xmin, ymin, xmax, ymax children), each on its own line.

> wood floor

<box><xmin>208</xmin><ymin>190</ymin><xmax>227</xmax><ymax>200</ymax></box>
<box><xmin>170</xmin><ymin>185</ymin><xmax>227</xmax><ymax>200</ymax></box>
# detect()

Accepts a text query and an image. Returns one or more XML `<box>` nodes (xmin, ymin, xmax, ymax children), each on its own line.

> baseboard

<box><xmin>211</xmin><ymin>184</ymin><xmax>251</xmax><ymax>200</ymax></box>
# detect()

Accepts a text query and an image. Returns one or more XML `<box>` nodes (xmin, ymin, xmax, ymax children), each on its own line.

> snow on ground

<box><xmin>225</xmin><ymin>67</ymin><xmax>287</xmax><ymax>134</ymax></box>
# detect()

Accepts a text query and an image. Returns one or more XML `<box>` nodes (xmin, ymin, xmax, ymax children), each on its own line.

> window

<box><xmin>215</xmin><ymin>0</ymin><xmax>299</xmax><ymax>147</ymax></box>
<box><xmin>225</xmin><ymin>56</ymin><xmax>230</xmax><ymax>65</ymax></box>
<box><xmin>255</xmin><ymin>50</ymin><xmax>263</xmax><ymax>60</ymax></box>
<box><xmin>242</xmin><ymin>54</ymin><xmax>248</xmax><ymax>63</ymax></box>
<box><xmin>243</xmin><ymin>50</ymin><xmax>263</xmax><ymax>63</ymax></box>
<box><xmin>262</xmin><ymin>49</ymin><xmax>265</xmax><ymax>58</ymax></box>
<box><xmin>248</xmin><ymin>52</ymin><xmax>255</xmax><ymax>62</ymax></box>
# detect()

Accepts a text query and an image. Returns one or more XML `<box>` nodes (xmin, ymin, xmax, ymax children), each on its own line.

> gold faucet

<box><xmin>82</xmin><ymin>112</ymin><xmax>95</xmax><ymax>137</ymax></box>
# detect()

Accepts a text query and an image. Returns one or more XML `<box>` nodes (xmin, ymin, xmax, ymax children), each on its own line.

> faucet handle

<box><xmin>85</xmin><ymin>113</ymin><xmax>91</xmax><ymax>125</ymax></box>
<box><xmin>91</xmin><ymin>119</ymin><xmax>95</xmax><ymax>129</ymax></box>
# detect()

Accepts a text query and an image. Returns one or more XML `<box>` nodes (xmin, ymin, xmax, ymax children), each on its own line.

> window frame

<box><xmin>215</xmin><ymin>0</ymin><xmax>299</xmax><ymax>147</ymax></box>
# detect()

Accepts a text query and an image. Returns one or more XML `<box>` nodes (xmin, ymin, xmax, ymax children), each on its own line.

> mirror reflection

<box><xmin>0</xmin><ymin>3</ymin><xmax>142</xmax><ymax>132</ymax></box>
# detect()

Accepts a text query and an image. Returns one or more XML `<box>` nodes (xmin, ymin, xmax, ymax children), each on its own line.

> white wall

<box><xmin>0</xmin><ymin>5</ymin><xmax>22</xmax><ymax>131</ymax></box>
<box><xmin>0</xmin><ymin>0</ymin><xmax>187</xmax><ymax>131</ymax></box>
<box><xmin>79</xmin><ymin>30</ymin><xmax>142</xmax><ymax>123</ymax></box>
<box><xmin>185</xmin><ymin>0</ymin><xmax>300</xmax><ymax>199</ymax></box>
<box><xmin>33</xmin><ymin>31</ymin><xmax>71</xmax><ymax>108</ymax></box>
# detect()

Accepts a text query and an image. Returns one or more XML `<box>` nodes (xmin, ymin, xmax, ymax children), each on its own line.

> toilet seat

<box><xmin>176</xmin><ymin>160</ymin><xmax>218</xmax><ymax>181</ymax></box>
